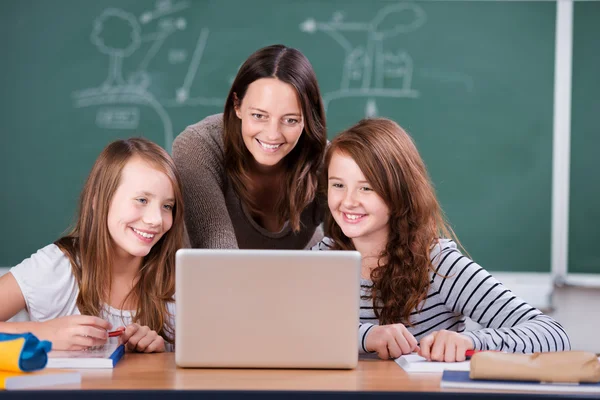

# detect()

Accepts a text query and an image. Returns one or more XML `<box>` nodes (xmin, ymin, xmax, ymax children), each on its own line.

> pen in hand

<box><xmin>108</xmin><ymin>327</ymin><xmax>125</xmax><ymax>337</ymax></box>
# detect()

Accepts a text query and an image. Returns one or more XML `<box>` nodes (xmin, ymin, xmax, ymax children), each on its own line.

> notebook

<box><xmin>46</xmin><ymin>344</ymin><xmax>125</xmax><ymax>369</ymax></box>
<box><xmin>1</xmin><ymin>370</ymin><xmax>81</xmax><ymax>390</ymax></box>
<box><xmin>175</xmin><ymin>249</ymin><xmax>361</xmax><ymax>369</ymax></box>
<box><xmin>395</xmin><ymin>353</ymin><xmax>471</xmax><ymax>373</ymax></box>
<box><xmin>441</xmin><ymin>370</ymin><xmax>600</xmax><ymax>394</ymax></box>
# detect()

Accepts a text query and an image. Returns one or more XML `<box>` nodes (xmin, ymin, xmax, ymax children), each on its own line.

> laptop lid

<box><xmin>175</xmin><ymin>249</ymin><xmax>361</xmax><ymax>369</ymax></box>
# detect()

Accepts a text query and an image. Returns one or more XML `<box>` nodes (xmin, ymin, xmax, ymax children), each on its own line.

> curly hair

<box><xmin>323</xmin><ymin>118</ymin><xmax>459</xmax><ymax>325</ymax></box>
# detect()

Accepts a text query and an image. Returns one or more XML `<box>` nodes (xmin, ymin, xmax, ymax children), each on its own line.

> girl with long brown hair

<box><xmin>0</xmin><ymin>138</ymin><xmax>185</xmax><ymax>352</ymax></box>
<box><xmin>173</xmin><ymin>44</ymin><xmax>327</xmax><ymax>249</ymax></box>
<box><xmin>314</xmin><ymin>118</ymin><xmax>570</xmax><ymax>361</ymax></box>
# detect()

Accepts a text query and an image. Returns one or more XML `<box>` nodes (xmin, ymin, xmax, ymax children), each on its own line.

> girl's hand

<box><xmin>418</xmin><ymin>330</ymin><xmax>474</xmax><ymax>362</ymax></box>
<box><xmin>119</xmin><ymin>323</ymin><xmax>165</xmax><ymax>353</ymax></box>
<box><xmin>365</xmin><ymin>323</ymin><xmax>419</xmax><ymax>359</ymax></box>
<box><xmin>36</xmin><ymin>315</ymin><xmax>111</xmax><ymax>351</ymax></box>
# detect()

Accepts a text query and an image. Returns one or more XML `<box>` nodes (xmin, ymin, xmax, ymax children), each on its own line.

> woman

<box><xmin>172</xmin><ymin>44</ymin><xmax>327</xmax><ymax>249</ymax></box>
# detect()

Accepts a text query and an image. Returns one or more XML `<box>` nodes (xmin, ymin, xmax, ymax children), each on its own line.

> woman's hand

<box><xmin>36</xmin><ymin>315</ymin><xmax>111</xmax><ymax>351</ymax></box>
<box><xmin>365</xmin><ymin>323</ymin><xmax>419</xmax><ymax>359</ymax></box>
<box><xmin>119</xmin><ymin>323</ymin><xmax>165</xmax><ymax>353</ymax></box>
<box><xmin>418</xmin><ymin>330</ymin><xmax>474</xmax><ymax>362</ymax></box>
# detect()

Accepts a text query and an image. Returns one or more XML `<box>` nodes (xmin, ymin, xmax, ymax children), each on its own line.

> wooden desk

<box><xmin>47</xmin><ymin>353</ymin><xmax>590</xmax><ymax>400</ymax></box>
<box><xmin>4</xmin><ymin>353</ymin><xmax>587</xmax><ymax>399</ymax></box>
<box><xmin>77</xmin><ymin>353</ymin><xmax>441</xmax><ymax>391</ymax></box>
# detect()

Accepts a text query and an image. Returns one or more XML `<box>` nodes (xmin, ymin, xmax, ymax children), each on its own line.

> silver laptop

<box><xmin>175</xmin><ymin>249</ymin><xmax>361</xmax><ymax>369</ymax></box>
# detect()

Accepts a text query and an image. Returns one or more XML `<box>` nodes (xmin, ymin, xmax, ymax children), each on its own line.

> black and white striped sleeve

<box><xmin>310</xmin><ymin>237</ymin><xmax>334</xmax><ymax>251</ymax></box>
<box><xmin>430</xmin><ymin>240</ymin><xmax>571</xmax><ymax>353</ymax></box>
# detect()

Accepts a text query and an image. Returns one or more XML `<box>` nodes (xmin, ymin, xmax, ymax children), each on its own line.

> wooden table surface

<box><xmin>37</xmin><ymin>353</ymin><xmax>592</xmax><ymax>398</ymax></box>
<box><xmin>74</xmin><ymin>353</ymin><xmax>441</xmax><ymax>391</ymax></box>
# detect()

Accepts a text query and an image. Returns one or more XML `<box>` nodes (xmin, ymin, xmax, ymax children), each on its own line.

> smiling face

<box><xmin>234</xmin><ymin>78</ymin><xmax>304</xmax><ymax>171</ymax></box>
<box><xmin>107</xmin><ymin>156</ymin><xmax>175</xmax><ymax>265</ymax></box>
<box><xmin>327</xmin><ymin>150</ymin><xmax>390</xmax><ymax>247</ymax></box>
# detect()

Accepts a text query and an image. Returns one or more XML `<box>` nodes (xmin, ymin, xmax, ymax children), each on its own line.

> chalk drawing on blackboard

<box><xmin>301</xmin><ymin>3</ymin><xmax>426</xmax><ymax>116</ymax></box>
<box><xmin>96</xmin><ymin>107</ymin><xmax>140</xmax><ymax>130</ymax></box>
<box><xmin>140</xmin><ymin>0</ymin><xmax>190</xmax><ymax>24</ymax></box>
<box><xmin>72</xmin><ymin>2</ymin><xmax>221</xmax><ymax>149</ymax></box>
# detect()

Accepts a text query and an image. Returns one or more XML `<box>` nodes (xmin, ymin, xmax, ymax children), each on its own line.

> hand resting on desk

<box><xmin>418</xmin><ymin>329</ymin><xmax>474</xmax><ymax>362</ymax></box>
<box><xmin>33</xmin><ymin>315</ymin><xmax>111</xmax><ymax>351</ymax></box>
<box><xmin>365</xmin><ymin>323</ymin><xmax>419</xmax><ymax>359</ymax></box>
<box><xmin>119</xmin><ymin>323</ymin><xmax>165</xmax><ymax>353</ymax></box>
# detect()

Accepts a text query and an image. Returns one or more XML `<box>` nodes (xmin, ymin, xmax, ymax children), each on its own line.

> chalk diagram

<box><xmin>72</xmin><ymin>1</ymin><xmax>221</xmax><ymax>148</ymax></box>
<box><xmin>301</xmin><ymin>3</ymin><xmax>426</xmax><ymax>117</ymax></box>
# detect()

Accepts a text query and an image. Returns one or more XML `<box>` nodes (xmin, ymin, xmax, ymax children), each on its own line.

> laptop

<box><xmin>175</xmin><ymin>249</ymin><xmax>361</xmax><ymax>369</ymax></box>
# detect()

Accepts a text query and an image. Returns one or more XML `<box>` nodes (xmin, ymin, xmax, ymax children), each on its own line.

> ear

<box><xmin>233</xmin><ymin>93</ymin><xmax>242</xmax><ymax>119</ymax></box>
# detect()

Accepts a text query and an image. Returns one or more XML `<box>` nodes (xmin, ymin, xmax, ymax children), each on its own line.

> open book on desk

<box><xmin>1</xmin><ymin>370</ymin><xmax>81</xmax><ymax>390</ymax></box>
<box><xmin>47</xmin><ymin>344</ymin><xmax>125</xmax><ymax>369</ymax></box>
<box><xmin>395</xmin><ymin>353</ymin><xmax>470</xmax><ymax>373</ymax></box>
<box><xmin>441</xmin><ymin>370</ymin><xmax>600</xmax><ymax>394</ymax></box>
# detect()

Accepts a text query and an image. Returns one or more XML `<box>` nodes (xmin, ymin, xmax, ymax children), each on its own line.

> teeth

<box><xmin>258</xmin><ymin>140</ymin><xmax>281</xmax><ymax>149</ymax></box>
<box><xmin>133</xmin><ymin>228</ymin><xmax>154</xmax><ymax>239</ymax></box>
<box><xmin>345</xmin><ymin>213</ymin><xmax>363</xmax><ymax>220</ymax></box>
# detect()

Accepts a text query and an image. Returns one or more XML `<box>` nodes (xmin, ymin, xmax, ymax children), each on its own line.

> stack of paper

<box><xmin>47</xmin><ymin>343</ymin><xmax>125</xmax><ymax>369</ymax></box>
<box><xmin>395</xmin><ymin>354</ymin><xmax>470</xmax><ymax>373</ymax></box>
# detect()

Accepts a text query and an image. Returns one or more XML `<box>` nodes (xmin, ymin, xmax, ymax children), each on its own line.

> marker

<box><xmin>465</xmin><ymin>349</ymin><xmax>478</xmax><ymax>359</ymax></box>
<box><xmin>108</xmin><ymin>329</ymin><xmax>125</xmax><ymax>338</ymax></box>
<box><xmin>465</xmin><ymin>349</ymin><xmax>500</xmax><ymax>359</ymax></box>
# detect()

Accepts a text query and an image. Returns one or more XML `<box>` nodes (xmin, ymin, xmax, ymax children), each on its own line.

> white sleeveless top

<box><xmin>10</xmin><ymin>244</ymin><xmax>175</xmax><ymax>351</ymax></box>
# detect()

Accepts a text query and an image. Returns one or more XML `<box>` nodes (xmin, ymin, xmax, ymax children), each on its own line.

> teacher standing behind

<box><xmin>172</xmin><ymin>45</ymin><xmax>327</xmax><ymax>249</ymax></box>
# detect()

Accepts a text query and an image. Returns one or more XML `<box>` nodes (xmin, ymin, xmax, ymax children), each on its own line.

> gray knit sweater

<box><xmin>172</xmin><ymin>114</ymin><xmax>324</xmax><ymax>249</ymax></box>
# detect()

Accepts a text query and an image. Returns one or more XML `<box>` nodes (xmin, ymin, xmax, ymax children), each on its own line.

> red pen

<box><xmin>465</xmin><ymin>349</ymin><xmax>478</xmax><ymax>359</ymax></box>
<box><xmin>108</xmin><ymin>328</ymin><xmax>125</xmax><ymax>337</ymax></box>
<box><xmin>465</xmin><ymin>349</ymin><xmax>499</xmax><ymax>359</ymax></box>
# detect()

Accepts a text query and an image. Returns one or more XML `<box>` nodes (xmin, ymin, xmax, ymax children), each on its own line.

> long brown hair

<box><xmin>55</xmin><ymin>138</ymin><xmax>185</xmax><ymax>344</ymax></box>
<box><xmin>323</xmin><ymin>118</ymin><xmax>459</xmax><ymax>325</ymax></box>
<box><xmin>223</xmin><ymin>44</ymin><xmax>327</xmax><ymax>231</ymax></box>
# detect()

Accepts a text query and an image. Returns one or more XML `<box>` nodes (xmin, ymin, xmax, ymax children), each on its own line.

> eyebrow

<box><xmin>328</xmin><ymin>177</ymin><xmax>369</xmax><ymax>184</ymax></box>
<box><xmin>136</xmin><ymin>191</ymin><xmax>175</xmax><ymax>202</ymax></box>
<box><xmin>249</xmin><ymin>107</ymin><xmax>301</xmax><ymax>117</ymax></box>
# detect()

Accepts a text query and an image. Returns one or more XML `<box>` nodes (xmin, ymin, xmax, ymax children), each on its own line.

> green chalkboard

<box><xmin>0</xmin><ymin>0</ymin><xmax>556</xmax><ymax>272</ymax></box>
<box><xmin>569</xmin><ymin>2</ymin><xmax>600</xmax><ymax>275</ymax></box>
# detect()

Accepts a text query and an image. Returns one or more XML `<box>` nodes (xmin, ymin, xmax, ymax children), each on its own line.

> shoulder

<box><xmin>10</xmin><ymin>244</ymin><xmax>75</xmax><ymax>289</ymax></box>
<box><xmin>10</xmin><ymin>244</ymin><xmax>72</xmax><ymax>279</ymax></box>
<box><xmin>428</xmin><ymin>239</ymin><xmax>486</xmax><ymax>290</ymax></box>
<box><xmin>9</xmin><ymin>244</ymin><xmax>79</xmax><ymax>320</ymax></box>
<box><xmin>429</xmin><ymin>238</ymin><xmax>458</xmax><ymax>261</ymax></box>
<box><xmin>310</xmin><ymin>237</ymin><xmax>334</xmax><ymax>251</ymax></box>
<box><xmin>172</xmin><ymin>113</ymin><xmax>225</xmax><ymax>157</ymax></box>
<box><xmin>428</xmin><ymin>238</ymin><xmax>470</xmax><ymax>275</ymax></box>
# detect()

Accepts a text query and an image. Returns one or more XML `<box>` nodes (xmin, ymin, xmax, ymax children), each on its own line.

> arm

<box><xmin>0</xmin><ymin>272</ymin><xmax>110</xmax><ymax>350</ymax></box>
<box><xmin>431</xmin><ymin>242</ymin><xmax>571</xmax><ymax>353</ymax></box>
<box><xmin>0</xmin><ymin>272</ymin><xmax>27</xmax><ymax>322</ymax></box>
<box><xmin>172</xmin><ymin>122</ymin><xmax>239</xmax><ymax>249</ymax></box>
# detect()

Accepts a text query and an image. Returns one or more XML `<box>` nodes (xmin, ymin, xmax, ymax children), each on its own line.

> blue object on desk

<box><xmin>0</xmin><ymin>332</ymin><xmax>52</xmax><ymax>372</ymax></box>
<box><xmin>441</xmin><ymin>370</ymin><xmax>600</xmax><ymax>394</ymax></box>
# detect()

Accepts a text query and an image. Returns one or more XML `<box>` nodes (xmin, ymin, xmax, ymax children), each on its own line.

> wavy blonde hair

<box><xmin>55</xmin><ymin>138</ymin><xmax>185</xmax><ymax>343</ymax></box>
<box><xmin>323</xmin><ymin>118</ymin><xmax>460</xmax><ymax>325</ymax></box>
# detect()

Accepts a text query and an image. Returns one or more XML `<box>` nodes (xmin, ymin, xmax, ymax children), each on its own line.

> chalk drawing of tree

<box><xmin>91</xmin><ymin>8</ymin><xmax>141</xmax><ymax>88</ymax></box>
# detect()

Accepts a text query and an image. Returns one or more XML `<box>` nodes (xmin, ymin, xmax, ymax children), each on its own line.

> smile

<box><xmin>256</xmin><ymin>139</ymin><xmax>283</xmax><ymax>151</ymax></box>
<box><xmin>343</xmin><ymin>213</ymin><xmax>366</xmax><ymax>223</ymax></box>
<box><xmin>131</xmin><ymin>227</ymin><xmax>156</xmax><ymax>242</ymax></box>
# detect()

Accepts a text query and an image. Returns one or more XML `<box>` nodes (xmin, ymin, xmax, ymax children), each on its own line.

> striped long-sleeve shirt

<box><xmin>312</xmin><ymin>238</ymin><xmax>571</xmax><ymax>354</ymax></box>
